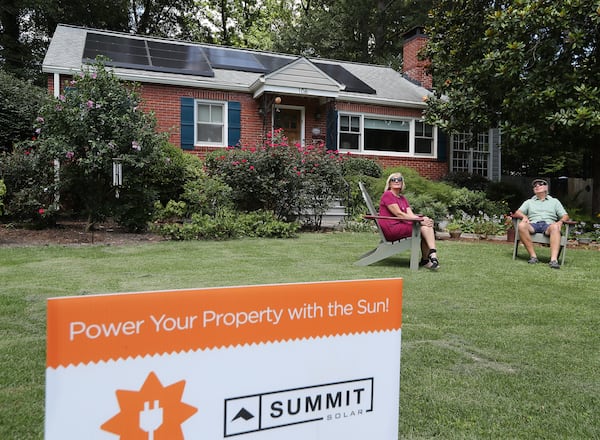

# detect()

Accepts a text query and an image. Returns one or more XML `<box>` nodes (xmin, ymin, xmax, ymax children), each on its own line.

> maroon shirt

<box><xmin>378</xmin><ymin>190</ymin><xmax>413</xmax><ymax>240</ymax></box>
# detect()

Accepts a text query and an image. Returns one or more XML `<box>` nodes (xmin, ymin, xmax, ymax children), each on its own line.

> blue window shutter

<box><xmin>228</xmin><ymin>101</ymin><xmax>241</xmax><ymax>147</ymax></box>
<box><xmin>180</xmin><ymin>97</ymin><xmax>194</xmax><ymax>150</ymax></box>
<box><xmin>437</xmin><ymin>129</ymin><xmax>447</xmax><ymax>161</ymax></box>
<box><xmin>326</xmin><ymin>108</ymin><xmax>338</xmax><ymax>150</ymax></box>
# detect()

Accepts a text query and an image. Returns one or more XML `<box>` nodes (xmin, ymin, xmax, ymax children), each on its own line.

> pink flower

<box><xmin>86</xmin><ymin>100</ymin><xmax>94</xmax><ymax>108</ymax></box>
<box><xmin>131</xmin><ymin>141</ymin><xmax>141</xmax><ymax>151</ymax></box>
<box><xmin>249</xmin><ymin>165</ymin><xmax>255</xmax><ymax>171</ymax></box>
<box><xmin>38</xmin><ymin>208</ymin><xmax>45</xmax><ymax>215</ymax></box>
<box><xmin>65</xmin><ymin>151</ymin><xmax>75</xmax><ymax>159</ymax></box>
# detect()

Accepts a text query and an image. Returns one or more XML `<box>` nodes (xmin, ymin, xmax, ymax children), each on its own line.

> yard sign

<box><xmin>45</xmin><ymin>278</ymin><xmax>403</xmax><ymax>439</ymax></box>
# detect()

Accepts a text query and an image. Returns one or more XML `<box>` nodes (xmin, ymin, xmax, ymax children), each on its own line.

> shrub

<box><xmin>205</xmin><ymin>129</ymin><xmax>346</xmax><ymax>225</ymax></box>
<box><xmin>444</xmin><ymin>171</ymin><xmax>490</xmax><ymax>191</ymax></box>
<box><xmin>341</xmin><ymin>156</ymin><xmax>382</xmax><ymax>178</ymax></box>
<box><xmin>23</xmin><ymin>59</ymin><xmax>172</xmax><ymax>231</ymax></box>
<box><xmin>0</xmin><ymin>146</ymin><xmax>59</xmax><ymax>225</ymax></box>
<box><xmin>151</xmin><ymin>209</ymin><xmax>299</xmax><ymax>240</ymax></box>
<box><xmin>0</xmin><ymin>71</ymin><xmax>50</xmax><ymax>152</ymax></box>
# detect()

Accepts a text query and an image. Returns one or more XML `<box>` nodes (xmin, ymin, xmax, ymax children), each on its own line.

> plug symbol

<box><xmin>139</xmin><ymin>400</ymin><xmax>163</xmax><ymax>440</ymax></box>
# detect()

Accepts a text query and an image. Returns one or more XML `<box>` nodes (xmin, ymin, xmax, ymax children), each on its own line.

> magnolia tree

<box><xmin>424</xmin><ymin>0</ymin><xmax>600</xmax><ymax>215</ymax></box>
<box><xmin>27</xmin><ymin>60</ymin><xmax>170</xmax><ymax>230</ymax></box>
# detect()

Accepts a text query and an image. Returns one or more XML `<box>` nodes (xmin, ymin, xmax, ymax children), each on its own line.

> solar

<box><xmin>83</xmin><ymin>33</ymin><xmax>214</xmax><ymax>77</ymax></box>
<box><xmin>314</xmin><ymin>62</ymin><xmax>376</xmax><ymax>94</ymax></box>
<box><xmin>84</xmin><ymin>33</ymin><xmax>149</xmax><ymax>68</ymax></box>
<box><xmin>147</xmin><ymin>41</ymin><xmax>213</xmax><ymax>77</ymax></box>
<box><xmin>82</xmin><ymin>33</ymin><xmax>377</xmax><ymax>94</ymax></box>
<box><xmin>203</xmin><ymin>46</ymin><xmax>266</xmax><ymax>73</ymax></box>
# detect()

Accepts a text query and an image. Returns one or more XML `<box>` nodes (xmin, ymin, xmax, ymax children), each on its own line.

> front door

<box><xmin>274</xmin><ymin>107</ymin><xmax>303</xmax><ymax>146</ymax></box>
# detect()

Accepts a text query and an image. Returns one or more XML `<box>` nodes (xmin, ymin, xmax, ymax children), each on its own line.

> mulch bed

<box><xmin>0</xmin><ymin>221</ymin><xmax>163</xmax><ymax>247</ymax></box>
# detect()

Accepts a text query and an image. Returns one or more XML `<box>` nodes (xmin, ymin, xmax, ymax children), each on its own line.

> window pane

<box><xmin>364</xmin><ymin>129</ymin><xmax>409</xmax><ymax>152</ymax></box>
<box><xmin>211</xmin><ymin>106</ymin><xmax>223</xmax><ymax>123</ymax></box>
<box><xmin>197</xmin><ymin>104</ymin><xmax>211</xmax><ymax>122</ymax></box>
<box><xmin>365</xmin><ymin>118</ymin><xmax>409</xmax><ymax>131</ymax></box>
<box><xmin>415</xmin><ymin>138</ymin><xmax>432</xmax><ymax>154</ymax></box>
<box><xmin>340</xmin><ymin>133</ymin><xmax>359</xmax><ymax>150</ymax></box>
<box><xmin>197</xmin><ymin>124</ymin><xmax>223</xmax><ymax>143</ymax></box>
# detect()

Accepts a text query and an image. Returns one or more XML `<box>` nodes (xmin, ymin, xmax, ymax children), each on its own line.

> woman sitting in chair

<box><xmin>378</xmin><ymin>172</ymin><xmax>440</xmax><ymax>270</ymax></box>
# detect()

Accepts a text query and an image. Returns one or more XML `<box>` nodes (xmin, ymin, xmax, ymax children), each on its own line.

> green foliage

<box><xmin>443</xmin><ymin>171</ymin><xmax>490</xmax><ymax>192</ymax></box>
<box><xmin>341</xmin><ymin>156</ymin><xmax>382</xmax><ymax>178</ymax></box>
<box><xmin>0</xmin><ymin>71</ymin><xmax>50</xmax><ymax>150</ymax></box>
<box><xmin>151</xmin><ymin>209</ymin><xmax>299</xmax><ymax>240</ymax></box>
<box><xmin>424</xmin><ymin>0</ymin><xmax>600</xmax><ymax>202</ymax></box>
<box><xmin>26</xmin><ymin>60</ymin><xmax>172</xmax><ymax>231</ymax></box>
<box><xmin>204</xmin><ymin>129</ymin><xmax>346</xmax><ymax>224</ymax></box>
<box><xmin>485</xmin><ymin>181</ymin><xmax>526</xmax><ymax>213</ymax></box>
<box><xmin>0</xmin><ymin>146</ymin><xmax>59</xmax><ymax>225</ymax></box>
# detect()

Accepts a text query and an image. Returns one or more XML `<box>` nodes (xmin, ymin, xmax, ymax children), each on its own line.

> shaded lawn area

<box><xmin>1</xmin><ymin>233</ymin><xmax>599</xmax><ymax>439</ymax></box>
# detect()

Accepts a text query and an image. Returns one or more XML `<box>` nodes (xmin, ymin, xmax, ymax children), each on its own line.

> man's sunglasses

<box><xmin>533</xmin><ymin>181</ymin><xmax>547</xmax><ymax>187</ymax></box>
<box><xmin>390</xmin><ymin>177</ymin><xmax>404</xmax><ymax>183</ymax></box>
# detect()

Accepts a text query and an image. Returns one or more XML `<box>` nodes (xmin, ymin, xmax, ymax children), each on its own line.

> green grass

<box><xmin>1</xmin><ymin>233</ymin><xmax>599</xmax><ymax>439</ymax></box>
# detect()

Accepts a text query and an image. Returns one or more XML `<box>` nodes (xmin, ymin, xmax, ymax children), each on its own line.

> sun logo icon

<box><xmin>101</xmin><ymin>371</ymin><xmax>197</xmax><ymax>439</ymax></box>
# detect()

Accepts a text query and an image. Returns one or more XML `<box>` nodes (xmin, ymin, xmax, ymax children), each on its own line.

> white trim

<box><xmin>337</xmin><ymin>112</ymin><xmax>437</xmax><ymax>158</ymax></box>
<box><xmin>53</xmin><ymin>73</ymin><xmax>60</xmax><ymax>97</ymax></box>
<box><xmin>194</xmin><ymin>99</ymin><xmax>228</xmax><ymax>147</ymax></box>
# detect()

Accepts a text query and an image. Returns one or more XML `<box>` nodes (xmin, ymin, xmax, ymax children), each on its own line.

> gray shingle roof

<box><xmin>43</xmin><ymin>24</ymin><xmax>430</xmax><ymax>109</ymax></box>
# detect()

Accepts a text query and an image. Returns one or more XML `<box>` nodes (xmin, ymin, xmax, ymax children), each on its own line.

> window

<box><xmin>451</xmin><ymin>131</ymin><xmax>490</xmax><ymax>176</ymax></box>
<box><xmin>364</xmin><ymin>118</ymin><xmax>409</xmax><ymax>152</ymax></box>
<box><xmin>415</xmin><ymin>121</ymin><xmax>434</xmax><ymax>154</ymax></box>
<box><xmin>338</xmin><ymin>113</ymin><xmax>435</xmax><ymax>157</ymax></box>
<box><xmin>339</xmin><ymin>115</ymin><xmax>360</xmax><ymax>150</ymax></box>
<box><xmin>196</xmin><ymin>101</ymin><xmax>225</xmax><ymax>145</ymax></box>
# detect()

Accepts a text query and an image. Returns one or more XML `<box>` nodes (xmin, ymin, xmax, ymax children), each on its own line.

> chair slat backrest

<box><xmin>358</xmin><ymin>181</ymin><xmax>387</xmax><ymax>242</ymax></box>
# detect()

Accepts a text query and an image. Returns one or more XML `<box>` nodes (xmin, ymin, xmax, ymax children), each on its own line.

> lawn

<box><xmin>1</xmin><ymin>232</ymin><xmax>599</xmax><ymax>439</ymax></box>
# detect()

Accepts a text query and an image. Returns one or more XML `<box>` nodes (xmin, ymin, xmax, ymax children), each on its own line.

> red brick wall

<box><xmin>46</xmin><ymin>74</ymin><xmax>447</xmax><ymax>179</ymax></box>
<box><xmin>402</xmin><ymin>30</ymin><xmax>432</xmax><ymax>90</ymax></box>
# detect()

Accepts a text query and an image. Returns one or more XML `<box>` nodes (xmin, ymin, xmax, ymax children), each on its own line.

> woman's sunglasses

<box><xmin>390</xmin><ymin>177</ymin><xmax>403</xmax><ymax>183</ymax></box>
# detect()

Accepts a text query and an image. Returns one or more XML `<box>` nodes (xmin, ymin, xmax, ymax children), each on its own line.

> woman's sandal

<box><xmin>427</xmin><ymin>249</ymin><xmax>440</xmax><ymax>270</ymax></box>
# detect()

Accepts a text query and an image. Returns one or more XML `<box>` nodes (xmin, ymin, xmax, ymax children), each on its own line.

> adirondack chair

<box><xmin>355</xmin><ymin>181</ymin><xmax>422</xmax><ymax>270</ymax></box>
<box><xmin>512</xmin><ymin>216</ymin><xmax>575</xmax><ymax>265</ymax></box>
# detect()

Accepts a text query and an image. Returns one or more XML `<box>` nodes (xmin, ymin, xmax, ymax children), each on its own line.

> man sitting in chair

<box><xmin>513</xmin><ymin>178</ymin><xmax>569</xmax><ymax>269</ymax></box>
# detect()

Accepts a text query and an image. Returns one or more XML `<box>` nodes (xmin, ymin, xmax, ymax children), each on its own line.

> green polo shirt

<box><xmin>517</xmin><ymin>195</ymin><xmax>567</xmax><ymax>223</ymax></box>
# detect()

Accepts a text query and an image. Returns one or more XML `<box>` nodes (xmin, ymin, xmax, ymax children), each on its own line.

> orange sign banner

<box><xmin>47</xmin><ymin>278</ymin><xmax>402</xmax><ymax>368</ymax></box>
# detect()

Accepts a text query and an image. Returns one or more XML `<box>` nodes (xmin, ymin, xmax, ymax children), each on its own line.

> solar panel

<box><xmin>203</xmin><ymin>46</ymin><xmax>266</xmax><ymax>73</ymax></box>
<box><xmin>314</xmin><ymin>62</ymin><xmax>376</xmax><ymax>94</ymax></box>
<box><xmin>83</xmin><ymin>33</ymin><xmax>214</xmax><ymax>77</ymax></box>
<box><xmin>253</xmin><ymin>53</ymin><xmax>294</xmax><ymax>73</ymax></box>
<box><xmin>84</xmin><ymin>33</ymin><xmax>150</xmax><ymax>68</ymax></box>
<box><xmin>148</xmin><ymin>41</ymin><xmax>213</xmax><ymax>77</ymax></box>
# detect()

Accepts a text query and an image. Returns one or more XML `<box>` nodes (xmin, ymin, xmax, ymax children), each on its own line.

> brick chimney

<box><xmin>402</xmin><ymin>27</ymin><xmax>432</xmax><ymax>90</ymax></box>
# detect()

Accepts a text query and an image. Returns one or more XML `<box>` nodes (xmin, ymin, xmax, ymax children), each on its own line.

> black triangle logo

<box><xmin>232</xmin><ymin>407</ymin><xmax>255</xmax><ymax>421</ymax></box>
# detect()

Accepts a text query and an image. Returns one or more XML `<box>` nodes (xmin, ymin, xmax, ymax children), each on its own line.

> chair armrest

<box><xmin>364</xmin><ymin>215</ymin><xmax>423</xmax><ymax>223</ymax></box>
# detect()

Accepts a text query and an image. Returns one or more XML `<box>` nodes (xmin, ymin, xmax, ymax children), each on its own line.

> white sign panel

<box><xmin>45</xmin><ymin>279</ymin><xmax>403</xmax><ymax>439</ymax></box>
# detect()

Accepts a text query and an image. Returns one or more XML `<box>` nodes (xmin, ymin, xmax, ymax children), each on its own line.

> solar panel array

<box><xmin>83</xmin><ymin>32</ymin><xmax>375</xmax><ymax>94</ymax></box>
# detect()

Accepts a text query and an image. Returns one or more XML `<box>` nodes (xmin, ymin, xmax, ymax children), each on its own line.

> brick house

<box><xmin>42</xmin><ymin>25</ymin><xmax>500</xmax><ymax>181</ymax></box>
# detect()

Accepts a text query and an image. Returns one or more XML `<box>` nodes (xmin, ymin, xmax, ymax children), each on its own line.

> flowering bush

<box><xmin>13</xmin><ymin>59</ymin><xmax>171</xmax><ymax>230</ymax></box>
<box><xmin>205</xmin><ymin>129</ymin><xmax>347</xmax><ymax>226</ymax></box>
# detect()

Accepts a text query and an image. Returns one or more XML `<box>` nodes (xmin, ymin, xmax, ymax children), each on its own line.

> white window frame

<box><xmin>450</xmin><ymin>131</ymin><xmax>491</xmax><ymax>177</ymax></box>
<box><xmin>337</xmin><ymin>112</ymin><xmax>437</xmax><ymax>158</ymax></box>
<box><xmin>195</xmin><ymin>100</ymin><xmax>228</xmax><ymax>147</ymax></box>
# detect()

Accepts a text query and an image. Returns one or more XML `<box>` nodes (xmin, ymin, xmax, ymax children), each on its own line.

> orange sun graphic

<box><xmin>101</xmin><ymin>371</ymin><xmax>197</xmax><ymax>439</ymax></box>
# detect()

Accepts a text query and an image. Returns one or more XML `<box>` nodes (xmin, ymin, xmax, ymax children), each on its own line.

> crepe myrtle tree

<box><xmin>29</xmin><ymin>59</ymin><xmax>169</xmax><ymax>230</ymax></box>
<box><xmin>424</xmin><ymin>0</ymin><xmax>600</xmax><ymax>216</ymax></box>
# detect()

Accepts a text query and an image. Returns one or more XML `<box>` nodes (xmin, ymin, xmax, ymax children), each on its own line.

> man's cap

<box><xmin>532</xmin><ymin>178</ymin><xmax>548</xmax><ymax>187</ymax></box>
